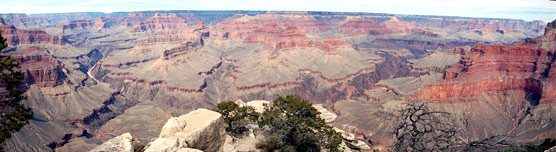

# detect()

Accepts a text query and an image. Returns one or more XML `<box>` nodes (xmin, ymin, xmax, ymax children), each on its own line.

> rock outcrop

<box><xmin>0</xmin><ymin>23</ymin><xmax>66</xmax><ymax>45</ymax></box>
<box><xmin>339</xmin><ymin>19</ymin><xmax>391</xmax><ymax>35</ymax></box>
<box><xmin>144</xmin><ymin>138</ymin><xmax>190</xmax><ymax>152</ymax></box>
<box><xmin>89</xmin><ymin>133</ymin><xmax>141</xmax><ymax>152</ymax></box>
<box><xmin>413</xmin><ymin>20</ymin><xmax>556</xmax><ymax>142</ymax></box>
<box><xmin>0</xmin><ymin>22</ymin><xmax>74</xmax><ymax>88</ymax></box>
<box><xmin>419</xmin><ymin>45</ymin><xmax>548</xmax><ymax>99</ymax></box>
<box><xmin>145</xmin><ymin>108</ymin><xmax>226</xmax><ymax>152</ymax></box>
<box><xmin>244</xmin><ymin>100</ymin><xmax>269</xmax><ymax>113</ymax></box>
<box><xmin>330</xmin><ymin>20</ymin><xmax>556</xmax><ymax>150</ymax></box>
<box><xmin>418</xmin><ymin>20</ymin><xmax>556</xmax><ymax>103</ymax></box>
<box><xmin>4</xmin><ymin>46</ymin><xmax>65</xmax><ymax>87</ymax></box>
<box><xmin>1</xmin><ymin>11</ymin><xmax>551</xmax><ymax>151</ymax></box>
<box><xmin>313</xmin><ymin>104</ymin><xmax>337</xmax><ymax>124</ymax></box>
<box><xmin>92</xmin><ymin>108</ymin><xmax>224</xmax><ymax>152</ymax></box>
<box><xmin>0</xmin><ymin>12</ymin><xmax>110</xmax><ymax>29</ymax></box>
<box><xmin>546</xmin><ymin>146</ymin><xmax>556</xmax><ymax>152</ymax></box>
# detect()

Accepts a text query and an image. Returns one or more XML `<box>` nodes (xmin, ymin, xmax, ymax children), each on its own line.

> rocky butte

<box><xmin>0</xmin><ymin>10</ymin><xmax>553</xmax><ymax>151</ymax></box>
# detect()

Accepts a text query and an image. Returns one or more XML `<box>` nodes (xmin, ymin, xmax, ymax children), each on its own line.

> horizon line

<box><xmin>0</xmin><ymin>10</ymin><xmax>550</xmax><ymax>23</ymax></box>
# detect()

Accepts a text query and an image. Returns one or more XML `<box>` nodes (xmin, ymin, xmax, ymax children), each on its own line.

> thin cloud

<box><xmin>0</xmin><ymin>0</ymin><xmax>554</xmax><ymax>22</ymax></box>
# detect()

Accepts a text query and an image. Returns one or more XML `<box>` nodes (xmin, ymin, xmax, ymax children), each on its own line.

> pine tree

<box><xmin>0</xmin><ymin>29</ymin><xmax>33</xmax><ymax>150</ymax></box>
<box><xmin>215</xmin><ymin>101</ymin><xmax>259</xmax><ymax>135</ymax></box>
<box><xmin>257</xmin><ymin>95</ymin><xmax>342</xmax><ymax>152</ymax></box>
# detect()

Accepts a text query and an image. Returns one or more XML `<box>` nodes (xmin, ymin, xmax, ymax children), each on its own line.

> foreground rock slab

<box><xmin>92</xmin><ymin>108</ymin><xmax>226</xmax><ymax>152</ymax></box>
<box><xmin>89</xmin><ymin>133</ymin><xmax>135</xmax><ymax>152</ymax></box>
<box><xmin>144</xmin><ymin>138</ymin><xmax>189</xmax><ymax>152</ymax></box>
<box><xmin>147</xmin><ymin>108</ymin><xmax>226</xmax><ymax>152</ymax></box>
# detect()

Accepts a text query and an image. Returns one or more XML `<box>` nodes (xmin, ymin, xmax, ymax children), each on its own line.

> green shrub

<box><xmin>214</xmin><ymin>101</ymin><xmax>258</xmax><ymax>135</ymax></box>
<box><xmin>257</xmin><ymin>95</ymin><xmax>342</xmax><ymax>152</ymax></box>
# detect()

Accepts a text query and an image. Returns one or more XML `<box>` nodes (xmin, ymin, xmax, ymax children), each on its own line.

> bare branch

<box><xmin>391</xmin><ymin>101</ymin><xmax>463</xmax><ymax>152</ymax></box>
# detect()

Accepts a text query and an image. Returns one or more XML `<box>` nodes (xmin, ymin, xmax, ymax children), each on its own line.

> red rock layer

<box><xmin>399</xmin><ymin>17</ymin><xmax>545</xmax><ymax>34</ymax></box>
<box><xmin>540</xmin><ymin>22</ymin><xmax>556</xmax><ymax>103</ymax></box>
<box><xmin>0</xmin><ymin>14</ymin><xmax>50</xmax><ymax>29</ymax></box>
<box><xmin>9</xmin><ymin>47</ymin><xmax>64</xmax><ymax>87</ymax></box>
<box><xmin>419</xmin><ymin>77</ymin><xmax>542</xmax><ymax>99</ymax></box>
<box><xmin>55</xmin><ymin>16</ymin><xmax>119</xmax><ymax>31</ymax></box>
<box><xmin>338</xmin><ymin>19</ymin><xmax>391</xmax><ymax>35</ymax></box>
<box><xmin>131</xmin><ymin>13</ymin><xmax>189</xmax><ymax>32</ymax></box>
<box><xmin>214</xmin><ymin>18</ymin><xmax>351</xmax><ymax>53</ymax></box>
<box><xmin>418</xmin><ymin>19</ymin><xmax>556</xmax><ymax>107</ymax></box>
<box><xmin>0</xmin><ymin>24</ymin><xmax>65</xmax><ymax>45</ymax></box>
<box><xmin>244</xmin><ymin>24</ymin><xmax>308</xmax><ymax>50</ymax></box>
<box><xmin>56</xmin><ymin>20</ymin><xmax>96</xmax><ymax>30</ymax></box>
<box><xmin>370</xmin><ymin>39</ymin><xmax>476</xmax><ymax>51</ymax></box>
<box><xmin>419</xmin><ymin>45</ymin><xmax>552</xmax><ymax>100</ymax></box>
<box><xmin>233</xmin><ymin>66</ymin><xmax>376</xmax><ymax>92</ymax></box>
<box><xmin>0</xmin><ymin>20</ymin><xmax>68</xmax><ymax>88</ymax></box>
<box><xmin>381</xmin><ymin>17</ymin><xmax>422</xmax><ymax>33</ymax></box>
<box><xmin>136</xmin><ymin>23</ymin><xmax>206</xmax><ymax>46</ymax></box>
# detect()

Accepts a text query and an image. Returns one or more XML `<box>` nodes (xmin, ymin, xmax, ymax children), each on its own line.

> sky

<box><xmin>0</xmin><ymin>0</ymin><xmax>554</xmax><ymax>22</ymax></box>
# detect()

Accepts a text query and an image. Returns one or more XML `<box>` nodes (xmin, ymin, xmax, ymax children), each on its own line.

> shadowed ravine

<box><xmin>0</xmin><ymin>11</ymin><xmax>553</xmax><ymax>151</ymax></box>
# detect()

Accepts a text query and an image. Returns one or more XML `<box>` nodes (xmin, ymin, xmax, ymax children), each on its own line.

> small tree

<box><xmin>257</xmin><ymin>95</ymin><xmax>342</xmax><ymax>152</ymax></box>
<box><xmin>391</xmin><ymin>101</ymin><xmax>462</xmax><ymax>151</ymax></box>
<box><xmin>215</xmin><ymin>101</ymin><xmax>258</xmax><ymax>135</ymax></box>
<box><xmin>0</xmin><ymin>29</ymin><xmax>33</xmax><ymax>150</ymax></box>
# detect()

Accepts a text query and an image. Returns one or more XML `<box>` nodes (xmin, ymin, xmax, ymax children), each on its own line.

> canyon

<box><xmin>0</xmin><ymin>11</ymin><xmax>553</xmax><ymax>151</ymax></box>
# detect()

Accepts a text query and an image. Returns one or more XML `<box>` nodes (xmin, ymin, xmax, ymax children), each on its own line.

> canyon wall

<box><xmin>0</xmin><ymin>11</ymin><xmax>551</xmax><ymax>151</ymax></box>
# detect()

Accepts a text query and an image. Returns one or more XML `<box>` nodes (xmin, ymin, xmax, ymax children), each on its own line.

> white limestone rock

<box><xmin>89</xmin><ymin>133</ymin><xmax>134</xmax><ymax>152</ymax></box>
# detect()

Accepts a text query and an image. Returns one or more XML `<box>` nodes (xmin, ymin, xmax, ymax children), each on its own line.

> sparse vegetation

<box><xmin>0</xmin><ymin>29</ymin><xmax>33</xmax><ymax>150</ymax></box>
<box><xmin>256</xmin><ymin>95</ymin><xmax>342</xmax><ymax>152</ymax></box>
<box><xmin>214</xmin><ymin>101</ymin><xmax>259</xmax><ymax>136</ymax></box>
<box><xmin>391</xmin><ymin>101</ymin><xmax>462</xmax><ymax>151</ymax></box>
<box><xmin>214</xmin><ymin>95</ymin><xmax>343</xmax><ymax>151</ymax></box>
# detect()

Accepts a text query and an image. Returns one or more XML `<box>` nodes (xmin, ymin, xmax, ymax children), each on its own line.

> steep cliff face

<box><xmin>539</xmin><ymin>20</ymin><xmax>556</xmax><ymax>105</ymax></box>
<box><xmin>6</xmin><ymin>46</ymin><xmax>65</xmax><ymax>87</ymax></box>
<box><xmin>0</xmin><ymin>12</ymin><xmax>114</xmax><ymax>29</ymax></box>
<box><xmin>0</xmin><ymin>11</ymin><xmax>550</xmax><ymax>151</ymax></box>
<box><xmin>0</xmin><ymin>21</ymin><xmax>67</xmax><ymax>87</ymax></box>
<box><xmin>0</xmin><ymin>14</ymin><xmax>50</xmax><ymax>29</ymax></box>
<box><xmin>55</xmin><ymin>18</ymin><xmax>120</xmax><ymax>32</ymax></box>
<box><xmin>420</xmin><ymin>45</ymin><xmax>549</xmax><ymax>99</ymax></box>
<box><xmin>414</xmin><ymin>20</ymin><xmax>556</xmax><ymax>142</ymax></box>
<box><xmin>339</xmin><ymin>19</ymin><xmax>391</xmax><ymax>35</ymax></box>
<box><xmin>131</xmin><ymin>13</ymin><xmax>189</xmax><ymax>32</ymax></box>
<box><xmin>398</xmin><ymin>16</ymin><xmax>545</xmax><ymax>34</ymax></box>
<box><xmin>419</xmin><ymin>20</ymin><xmax>556</xmax><ymax>102</ymax></box>
<box><xmin>0</xmin><ymin>24</ymin><xmax>66</xmax><ymax>45</ymax></box>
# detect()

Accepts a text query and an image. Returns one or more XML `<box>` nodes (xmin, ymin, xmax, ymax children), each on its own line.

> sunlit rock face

<box><xmin>0</xmin><ymin>11</ymin><xmax>552</xmax><ymax>151</ymax></box>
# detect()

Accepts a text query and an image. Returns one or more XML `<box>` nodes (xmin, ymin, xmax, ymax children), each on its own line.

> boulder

<box><xmin>89</xmin><ymin>133</ymin><xmax>135</xmax><ymax>152</ymax></box>
<box><xmin>346</xmin><ymin>140</ymin><xmax>371</xmax><ymax>150</ymax></box>
<box><xmin>234</xmin><ymin>99</ymin><xmax>246</xmax><ymax>107</ymax></box>
<box><xmin>144</xmin><ymin>138</ymin><xmax>189</xmax><ymax>152</ymax></box>
<box><xmin>222</xmin><ymin>132</ymin><xmax>261</xmax><ymax>152</ymax></box>
<box><xmin>334</xmin><ymin>127</ymin><xmax>355</xmax><ymax>141</ymax></box>
<box><xmin>244</xmin><ymin>100</ymin><xmax>269</xmax><ymax>113</ymax></box>
<box><xmin>313</xmin><ymin>104</ymin><xmax>337</xmax><ymax>124</ymax></box>
<box><xmin>157</xmin><ymin>108</ymin><xmax>226</xmax><ymax>152</ymax></box>
<box><xmin>333</xmin><ymin>127</ymin><xmax>371</xmax><ymax>150</ymax></box>
<box><xmin>176</xmin><ymin>148</ymin><xmax>203</xmax><ymax>152</ymax></box>
<box><xmin>158</xmin><ymin>117</ymin><xmax>188</xmax><ymax>139</ymax></box>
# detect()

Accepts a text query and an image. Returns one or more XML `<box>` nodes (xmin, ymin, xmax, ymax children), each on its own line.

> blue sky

<box><xmin>0</xmin><ymin>0</ymin><xmax>555</xmax><ymax>22</ymax></box>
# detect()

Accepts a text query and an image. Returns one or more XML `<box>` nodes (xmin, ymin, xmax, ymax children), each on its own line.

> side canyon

<box><xmin>0</xmin><ymin>11</ymin><xmax>553</xmax><ymax>151</ymax></box>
